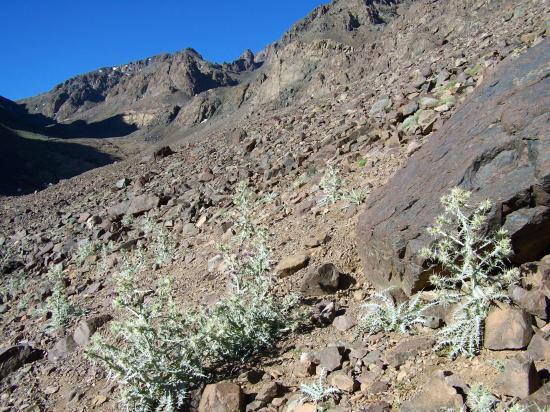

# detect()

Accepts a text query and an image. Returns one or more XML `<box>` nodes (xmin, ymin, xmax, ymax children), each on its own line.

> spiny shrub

<box><xmin>142</xmin><ymin>218</ymin><xmax>176</xmax><ymax>266</ymax></box>
<box><xmin>299</xmin><ymin>368</ymin><xmax>340</xmax><ymax>405</ymax></box>
<box><xmin>342</xmin><ymin>187</ymin><xmax>369</xmax><ymax>205</ymax></box>
<box><xmin>121</xmin><ymin>213</ymin><xmax>134</xmax><ymax>226</ymax></box>
<box><xmin>233</xmin><ymin>181</ymin><xmax>266</xmax><ymax>242</ymax></box>
<box><xmin>87</xmin><ymin>255</ymin><xmax>204</xmax><ymax>412</ymax></box>
<box><xmin>421</xmin><ymin>187</ymin><xmax>519</xmax><ymax>358</ymax></box>
<box><xmin>467</xmin><ymin>383</ymin><xmax>498</xmax><ymax>412</ymax></box>
<box><xmin>318</xmin><ymin>166</ymin><xmax>369</xmax><ymax>206</ymax></box>
<box><xmin>76</xmin><ymin>239</ymin><xmax>99</xmax><ymax>265</ymax></box>
<box><xmin>202</xmin><ymin>243</ymin><xmax>299</xmax><ymax>362</ymax></box>
<box><xmin>360</xmin><ymin>290</ymin><xmax>434</xmax><ymax>335</ymax></box>
<box><xmin>88</xmin><ymin>185</ymin><xmax>301</xmax><ymax>410</ymax></box>
<box><xmin>203</xmin><ymin>184</ymin><xmax>300</xmax><ymax>361</ymax></box>
<box><xmin>318</xmin><ymin>166</ymin><xmax>342</xmax><ymax>206</ymax></box>
<box><xmin>43</xmin><ymin>267</ymin><xmax>82</xmax><ymax>331</ymax></box>
<box><xmin>0</xmin><ymin>272</ymin><xmax>26</xmax><ymax>301</ymax></box>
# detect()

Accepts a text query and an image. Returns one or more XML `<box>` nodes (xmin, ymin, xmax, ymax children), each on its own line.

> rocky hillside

<box><xmin>0</xmin><ymin>0</ymin><xmax>549</xmax><ymax>411</ymax></box>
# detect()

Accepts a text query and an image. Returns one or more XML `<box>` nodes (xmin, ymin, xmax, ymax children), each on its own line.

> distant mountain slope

<box><xmin>4</xmin><ymin>0</ymin><xmax>513</xmax><ymax>197</ymax></box>
<box><xmin>17</xmin><ymin>1</ymin><xmax>408</xmax><ymax>144</ymax></box>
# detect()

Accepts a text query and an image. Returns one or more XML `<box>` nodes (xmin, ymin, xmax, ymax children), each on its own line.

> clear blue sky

<box><xmin>0</xmin><ymin>0</ymin><xmax>326</xmax><ymax>100</ymax></box>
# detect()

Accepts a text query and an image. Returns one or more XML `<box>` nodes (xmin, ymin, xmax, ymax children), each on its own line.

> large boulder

<box><xmin>357</xmin><ymin>40</ymin><xmax>550</xmax><ymax>294</ymax></box>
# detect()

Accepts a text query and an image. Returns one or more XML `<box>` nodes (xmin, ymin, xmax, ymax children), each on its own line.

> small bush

<box><xmin>202</xmin><ymin>243</ymin><xmax>299</xmax><ymax>362</ymax></box>
<box><xmin>467</xmin><ymin>383</ymin><xmax>498</xmax><ymax>412</ymax></box>
<box><xmin>121</xmin><ymin>214</ymin><xmax>134</xmax><ymax>226</ymax></box>
<box><xmin>76</xmin><ymin>239</ymin><xmax>99</xmax><ymax>265</ymax></box>
<box><xmin>421</xmin><ymin>187</ymin><xmax>519</xmax><ymax>358</ymax></box>
<box><xmin>88</xmin><ymin>184</ymin><xmax>302</xmax><ymax>410</ymax></box>
<box><xmin>141</xmin><ymin>218</ymin><xmax>176</xmax><ymax>266</ymax></box>
<box><xmin>359</xmin><ymin>290</ymin><xmax>434</xmax><ymax>335</ymax></box>
<box><xmin>43</xmin><ymin>267</ymin><xmax>82</xmax><ymax>331</ymax></box>
<box><xmin>318</xmin><ymin>166</ymin><xmax>342</xmax><ymax>206</ymax></box>
<box><xmin>0</xmin><ymin>272</ymin><xmax>26</xmax><ymax>301</ymax></box>
<box><xmin>233</xmin><ymin>181</ymin><xmax>266</xmax><ymax>242</ymax></box>
<box><xmin>151</xmin><ymin>229</ymin><xmax>176</xmax><ymax>266</ymax></box>
<box><xmin>299</xmin><ymin>369</ymin><xmax>340</xmax><ymax>405</ymax></box>
<box><xmin>318</xmin><ymin>166</ymin><xmax>369</xmax><ymax>206</ymax></box>
<box><xmin>342</xmin><ymin>187</ymin><xmax>369</xmax><ymax>205</ymax></box>
<box><xmin>87</xmin><ymin>256</ymin><xmax>204</xmax><ymax>412</ymax></box>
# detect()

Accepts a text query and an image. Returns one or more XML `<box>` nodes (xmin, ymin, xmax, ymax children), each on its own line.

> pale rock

<box><xmin>275</xmin><ymin>252</ymin><xmax>310</xmax><ymax>278</ymax></box>
<box><xmin>484</xmin><ymin>304</ymin><xmax>533</xmax><ymax>350</ymax></box>
<box><xmin>317</xmin><ymin>346</ymin><xmax>342</xmax><ymax>372</ymax></box>
<box><xmin>328</xmin><ymin>371</ymin><xmax>358</xmax><ymax>392</ymax></box>
<box><xmin>332</xmin><ymin>314</ymin><xmax>357</xmax><ymax>332</ymax></box>
<box><xmin>198</xmin><ymin>382</ymin><xmax>243</xmax><ymax>412</ymax></box>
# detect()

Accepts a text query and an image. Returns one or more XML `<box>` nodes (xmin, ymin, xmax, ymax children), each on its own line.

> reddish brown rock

<box><xmin>484</xmin><ymin>304</ymin><xmax>533</xmax><ymax>350</ymax></box>
<box><xmin>198</xmin><ymin>382</ymin><xmax>243</xmax><ymax>412</ymax></box>
<box><xmin>497</xmin><ymin>354</ymin><xmax>541</xmax><ymax>398</ymax></box>
<box><xmin>527</xmin><ymin>331</ymin><xmax>550</xmax><ymax>361</ymax></box>
<box><xmin>385</xmin><ymin>336</ymin><xmax>435</xmax><ymax>367</ymax></box>
<box><xmin>357</xmin><ymin>42</ymin><xmax>550</xmax><ymax>294</ymax></box>
<box><xmin>401</xmin><ymin>376</ymin><xmax>464</xmax><ymax>411</ymax></box>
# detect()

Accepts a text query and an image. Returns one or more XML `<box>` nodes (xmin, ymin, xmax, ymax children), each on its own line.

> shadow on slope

<box><xmin>0</xmin><ymin>96</ymin><xmax>138</xmax><ymax>139</ymax></box>
<box><xmin>0</xmin><ymin>124</ymin><xmax>119</xmax><ymax>196</ymax></box>
<box><xmin>44</xmin><ymin>114</ymin><xmax>138</xmax><ymax>139</ymax></box>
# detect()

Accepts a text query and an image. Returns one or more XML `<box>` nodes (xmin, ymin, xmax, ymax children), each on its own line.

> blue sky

<box><xmin>0</xmin><ymin>0</ymin><xmax>326</xmax><ymax>100</ymax></box>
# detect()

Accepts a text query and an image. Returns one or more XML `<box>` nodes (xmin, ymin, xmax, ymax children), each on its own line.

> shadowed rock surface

<box><xmin>357</xmin><ymin>40</ymin><xmax>550</xmax><ymax>294</ymax></box>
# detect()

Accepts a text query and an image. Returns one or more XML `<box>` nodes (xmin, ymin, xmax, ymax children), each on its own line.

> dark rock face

<box><xmin>357</xmin><ymin>40</ymin><xmax>550</xmax><ymax>294</ymax></box>
<box><xmin>0</xmin><ymin>345</ymin><xmax>44</xmax><ymax>380</ymax></box>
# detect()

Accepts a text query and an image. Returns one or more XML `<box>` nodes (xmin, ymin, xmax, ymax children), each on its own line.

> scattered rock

<box><xmin>73</xmin><ymin>314</ymin><xmax>113</xmax><ymax>346</ymax></box>
<box><xmin>198</xmin><ymin>169</ymin><xmax>215</xmax><ymax>182</ymax></box>
<box><xmin>316</xmin><ymin>346</ymin><xmax>342</xmax><ymax>372</ymax></box>
<box><xmin>292</xmin><ymin>403</ymin><xmax>316</xmax><ymax>412</ymax></box>
<box><xmin>48</xmin><ymin>335</ymin><xmax>77</xmax><ymax>362</ymax></box>
<box><xmin>115</xmin><ymin>178</ymin><xmax>130</xmax><ymax>189</ymax></box>
<box><xmin>518</xmin><ymin>381</ymin><xmax>550</xmax><ymax>409</ymax></box>
<box><xmin>43</xmin><ymin>385</ymin><xmax>59</xmax><ymax>395</ymax></box>
<box><xmin>362</xmin><ymin>401</ymin><xmax>391</xmax><ymax>412</ymax></box>
<box><xmin>401</xmin><ymin>376</ymin><xmax>464</xmax><ymax>411</ymax></box>
<box><xmin>312</xmin><ymin>300</ymin><xmax>337</xmax><ymax>325</ymax></box>
<box><xmin>400</xmin><ymin>101</ymin><xmax>418</xmax><ymax>117</ymax></box>
<box><xmin>332</xmin><ymin>314</ymin><xmax>357</xmax><ymax>332</ymax></box>
<box><xmin>369</xmin><ymin>97</ymin><xmax>391</xmax><ymax>115</ymax></box>
<box><xmin>127</xmin><ymin>194</ymin><xmax>160</xmax><ymax>216</ymax></box>
<box><xmin>328</xmin><ymin>371</ymin><xmax>357</xmax><ymax>392</ymax></box>
<box><xmin>510</xmin><ymin>284</ymin><xmax>549</xmax><ymax>321</ymax></box>
<box><xmin>275</xmin><ymin>252</ymin><xmax>310</xmax><ymax>278</ymax></box>
<box><xmin>153</xmin><ymin>146</ymin><xmax>174</xmax><ymax>160</ymax></box>
<box><xmin>527</xmin><ymin>331</ymin><xmax>550</xmax><ymax>361</ymax></box>
<box><xmin>497</xmin><ymin>354</ymin><xmax>541</xmax><ymax>398</ymax></box>
<box><xmin>385</xmin><ymin>336</ymin><xmax>435</xmax><ymax>367</ymax></box>
<box><xmin>484</xmin><ymin>304</ymin><xmax>533</xmax><ymax>350</ymax></box>
<box><xmin>198</xmin><ymin>382</ymin><xmax>243</xmax><ymax>412</ymax></box>
<box><xmin>255</xmin><ymin>381</ymin><xmax>282</xmax><ymax>403</ymax></box>
<box><xmin>300</xmin><ymin>263</ymin><xmax>342</xmax><ymax>296</ymax></box>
